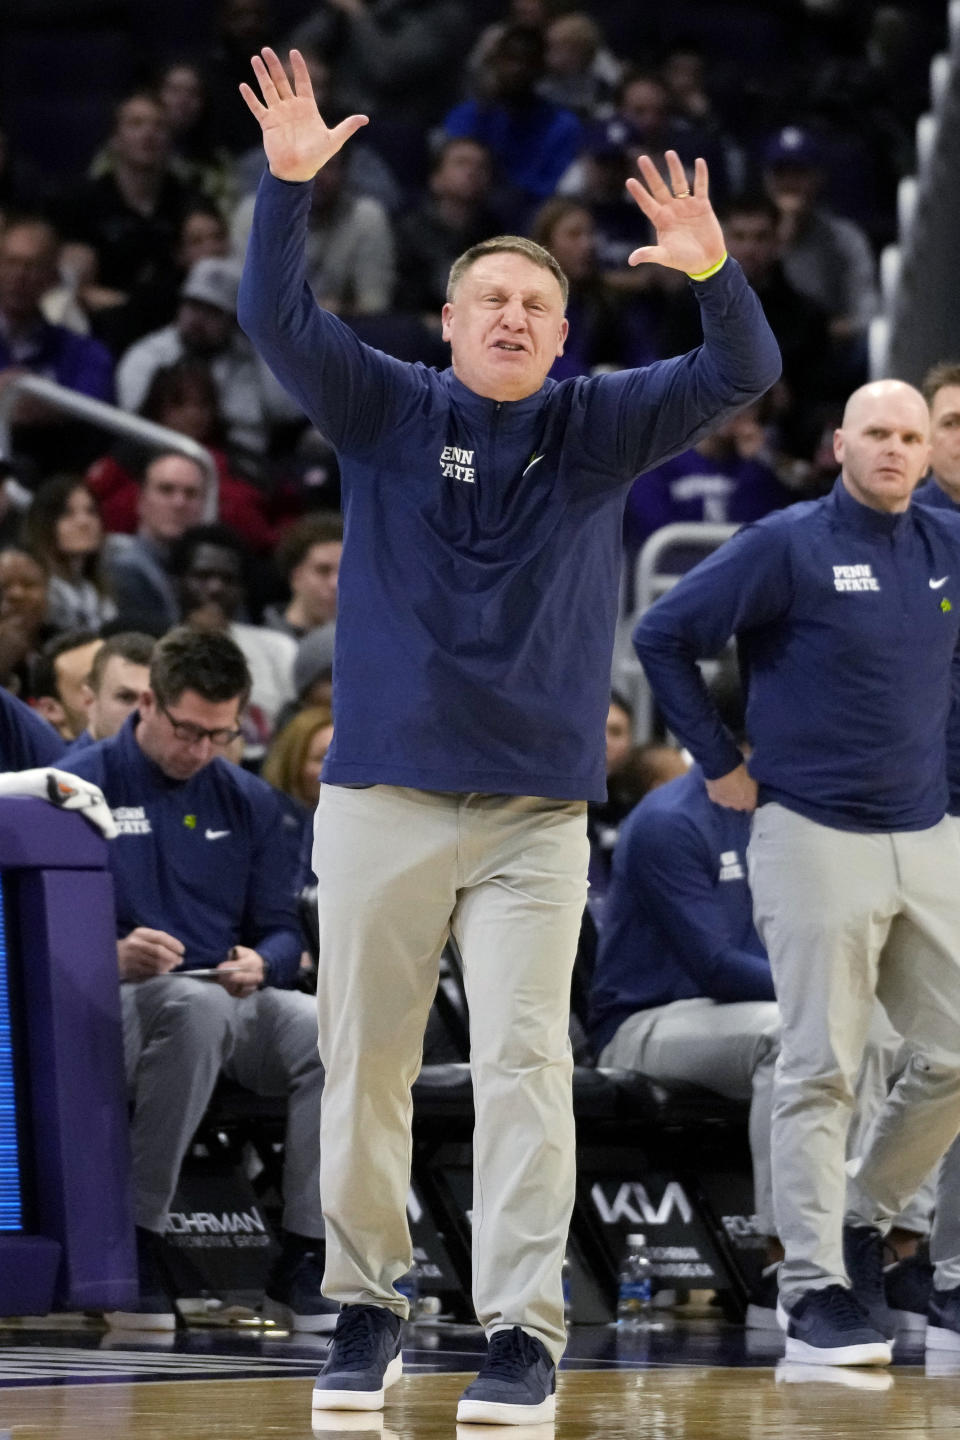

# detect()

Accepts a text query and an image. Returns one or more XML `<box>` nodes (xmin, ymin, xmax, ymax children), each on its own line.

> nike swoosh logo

<box><xmin>205</xmin><ymin>829</ymin><xmax>230</xmax><ymax>840</ymax></box>
<box><xmin>522</xmin><ymin>454</ymin><xmax>545</xmax><ymax>476</ymax></box>
<box><xmin>930</xmin><ymin>576</ymin><xmax>950</xmax><ymax>589</ymax></box>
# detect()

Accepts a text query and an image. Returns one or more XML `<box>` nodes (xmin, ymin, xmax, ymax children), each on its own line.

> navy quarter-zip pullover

<box><xmin>913</xmin><ymin>475</ymin><xmax>960</xmax><ymax>815</ymax></box>
<box><xmin>239</xmin><ymin>172</ymin><xmax>780</xmax><ymax>802</ymax></box>
<box><xmin>61</xmin><ymin>715</ymin><xmax>302</xmax><ymax>983</ymax></box>
<box><xmin>589</xmin><ymin>764</ymin><xmax>774</xmax><ymax>1055</ymax></box>
<box><xmin>0</xmin><ymin>688</ymin><xmax>66</xmax><ymax>772</ymax></box>
<box><xmin>634</xmin><ymin>479</ymin><xmax>960</xmax><ymax>831</ymax></box>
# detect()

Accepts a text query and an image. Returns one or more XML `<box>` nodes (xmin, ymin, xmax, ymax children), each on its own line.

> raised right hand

<box><xmin>239</xmin><ymin>47</ymin><xmax>368</xmax><ymax>183</ymax></box>
<box><xmin>118</xmin><ymin>927</ymin><xmax>185</xmax><ymax>982</ymax></box>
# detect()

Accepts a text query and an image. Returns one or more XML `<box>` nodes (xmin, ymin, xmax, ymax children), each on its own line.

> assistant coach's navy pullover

<box><xmin>634</xmin><ymin>479</ymin><xmax>960</xmax><ymax>832</ymax></box>
<box><xmin>914</xmin><ymin>475</ymin><xmax>960</xmax><ymax>816</ymax></box>
<box><xmin>62</xmin><ymin>715</ymin><xmax>302</xmax><ymax>982</ymax></box>
<box><xmin>239</xmin><ymin>172</ymin><xmax>780</xmax><ymax>802</ymax></box>
<box><xmin>589</xmin><ymin>765</ymin><xmax>774</xmax><ymax>1055</ymax></box>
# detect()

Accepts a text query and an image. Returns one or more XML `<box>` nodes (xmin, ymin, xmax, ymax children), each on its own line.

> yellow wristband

<box><xmin>687</xmin><ymin>252</ymin><xmax>728</xmax><ymax>282</ymax></box>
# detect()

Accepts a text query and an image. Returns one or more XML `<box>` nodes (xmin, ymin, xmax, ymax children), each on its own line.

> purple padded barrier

<box><xmin>0</xmin><ymin>798</ymin><xmax>136</xmax><ymax>1314</ymax></box>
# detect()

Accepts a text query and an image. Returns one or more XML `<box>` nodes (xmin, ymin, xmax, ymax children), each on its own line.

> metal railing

<box><xmin>0</xmin><ymin>374</ymin><xmax>219</xmax><ymax>519</ymax></box>
<box><xmin>614</xmin><ymin>522</ymin><xmax>739</xmax><ymax>741</ymax></box>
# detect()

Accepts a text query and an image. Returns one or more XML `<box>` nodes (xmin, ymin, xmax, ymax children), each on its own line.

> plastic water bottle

<box><xmin>616</xmin><ymin>1232</ymin><xmax>653</xmax><ymax>1325</ymax></box>
<box><xmin>562</xmin><ymin>1253</ymin><xmax>573</xmax><ymax>1327</ymax></box>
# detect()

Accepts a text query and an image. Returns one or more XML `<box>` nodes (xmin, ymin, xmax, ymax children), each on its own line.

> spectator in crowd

<box><xmin>623</xmin><ymin>405</ymin><xmax>792</xmax><ymax>562</ymax></box>
<box><xmin>22</xmin><ymin>476</ymin><xmax>118</xmax><ymax>632</ymax></box>
<box><xmin>659</xmin><ymin>192</ymin><xmax>834</xmax><ymax>456</ymax></box>
<box><xmin>395</xmin><ymin>140</ymin><xmax>501</xmax><ymax>319</ymax></box>
<box><xmin>0</xmin><ymin>217</ymin><xmax>115</xmax><ymax>477</ymax></box>
<box><xmin>539</xmin><ymin>11</ymin><xmax>622</xmax><ymax>119</ymax></box>
<box><xmin>443</xmin><ymin>24</ymin><xmax>583</xmax><ymax>214</ymax></box>
<box><xmin>232</xmin><ymin>152</ymin><xmax>396</xmax><ymax>317</ymax></box>
<box><xmin>170</xmin><ymin>523</ymin><xmax>296</xmax><ymax>754</ymax></box>
<box><xmin>263</xmin><ymin>514</ymin><xmax>342</xmax><ymax>641</ymax></box>
<box><xmin>0</xmin><ymin>548</ymin><xmax>55</xmax><ymax>695</ymax></box>
<box><xmin>59</xmin><ymin>626</ymin><xmax>334</xmax><ymax>1333</ymax></box>
<box><xmin>88</xmin><ymin>360</ymin><xmax>278</xmax><ymax>553</ymax></box>
<box><xmin>916</xmin><ymin>362</ymin><xmax>960</xmax><ymax>513</ymax></box>
<box><xmin>116</xmin><ymin>257</ymin><xmax>300</xmax><ymax>465</ymax></box>
<box><xmin>530</xmin><ymin>197</ymin><xmax>657</xmax><ymax>377</ymax></box>
<box><xmin>559</xmin><ymin>118</ymin><xmax>658</xmax><ymax>282</ymax></box>
<box><xmin>177</xmin><ymin>203</ymin><xmax>231</xmax><ymax>273</ymax></box>
<box><xmin>287</xmin><ymin>0</ymin><xmax>471</xmax><ymax>131</ymax></box>
<box><xmin>634</xmin><ymin>379</ymin><xmax>960</xmax><ymax>1366</ymax></box>
<box><xmin>104</xmin><ymin>451</ymin><xmax>207</xmax><ymax>629</ymax></box>
<box><xmin>155</xmin><ymin>59</ymin><xmax>234</xmax><ymax>212</ymax></box>
<box><xmin>55</xmin><ymin>90</ymin><xmax>204</xmax><ymax>353</ymax></box>
<box><xmin>263</xmin><ymin>702</ymin><xmax>334</xmax><ymax>816</ymax></box>
<box><xmin>30</xmin><ymin>630</ymin><xmax>103</xmax><ymax>739</ymax></box>
<box><xmin>762</xmin><ymin>126</ymin><xmax>877</xmax><ymax>370</ymax></box>
<box><xmin>614</xmin><ymin>70</ymin><xmax>733</xmax><ymax>206</ymax></box>
<box><xmin>73</xmin><ymin>630</ymin><xmax>155</xmax><ymax>748</ymax></box>
<box><xmin>273</xmin><ymin>620</ymin><xmax>337</xmax><ymax>737</ymax></box>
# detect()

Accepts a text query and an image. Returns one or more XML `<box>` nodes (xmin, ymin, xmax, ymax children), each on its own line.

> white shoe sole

<box><xmin>261</xmin><ymin>1296</ymin><xmax>339</xmax><ymax>1334</ymax></box>
<box><xmin>783</xmin><ymin>1337</ymin><xmax>892</xmax><ymax>1366</ymax></box>
<box><xmin>311</xmin><ymin>1355</ymin><xmax>402</xmax><ymax>1411</ymax></box>
<box><xmin>103</xmin><ymin>1310</ymin><xmax>176</xmax><ymax>1332</ymax></box>
<box><xmin>776</xmin><ymin>1361</ymin><xmax>893</xmax><ymax>1390</ymax></box>
<box><xmin>926</xmin><ymin>1323</ymin><xmax>960</xmax><ymax>1353</ymax></box>
<box><xmin>455</xmin><ymin>1394</ymin><xmax>556</xmax><ymax>1425</ymax></box>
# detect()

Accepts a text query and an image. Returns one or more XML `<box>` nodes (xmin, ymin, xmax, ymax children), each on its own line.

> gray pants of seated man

<box><xmin>749</xmin><ymin>803</ymin><xmax>960</xmax><ymax>1305</ymax></box>
<box><xmin>121</xmin><ymin>976</ymin><xmax>325</xmax><ymax>1238</ymax></box>
<box><xmin>312</xmin><ymin>784</ymin><xmax>589</xmax><ymax>1366</ymax></box>
<box><xmin>596</xmin><ymin>997</ymin><xmax>929</xmax><ymax>1240</ymax></box>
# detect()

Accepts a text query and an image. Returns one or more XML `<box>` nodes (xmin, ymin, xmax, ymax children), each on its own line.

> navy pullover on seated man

<box><xmin>59</xmin><ymin>627</ymin><xmax>334</xmax><ymax>1334</ymax></box>
<box><xmin>238</xmin><ymin>46</ymin><xmax>779</xmax><ymax>1426</ymax></box>
<box><xmin>634</xmin><ymin>379</ymin><xmax>960</xmax><ymax>1368</ymax></box>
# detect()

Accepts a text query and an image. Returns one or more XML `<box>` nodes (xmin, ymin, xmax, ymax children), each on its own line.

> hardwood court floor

<box><xmin>1</xmin><ymin>1323</ymin><xmax>959</xmax><ymax>1440</ymax></box>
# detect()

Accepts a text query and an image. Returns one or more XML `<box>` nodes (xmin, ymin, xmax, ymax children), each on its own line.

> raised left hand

<box><xmin>626</xmin><ymin>150</ymin><xmax>726</xmax><ymax>276</ymax></box>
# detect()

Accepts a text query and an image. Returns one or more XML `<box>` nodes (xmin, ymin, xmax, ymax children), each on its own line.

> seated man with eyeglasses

<box><xmin>58</xmin><ymin>625</ymin><xmax>335</xmax><ymax>1334</ymax></box>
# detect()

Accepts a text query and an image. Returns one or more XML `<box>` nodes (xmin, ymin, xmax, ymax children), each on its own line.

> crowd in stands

<box><xmin>0</xmin><ymin>0</ymin><xmax>951</xmax><ymax>1326</ymax></box>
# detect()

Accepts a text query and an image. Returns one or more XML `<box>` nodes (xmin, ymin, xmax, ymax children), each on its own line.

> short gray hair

<box><xmin>446</xmin><ymin>235</ymin><xmax>569</xmax><ymax>307</ymax></box>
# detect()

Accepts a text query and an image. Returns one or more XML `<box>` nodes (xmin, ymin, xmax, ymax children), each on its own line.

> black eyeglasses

<box><xmin>158</xmin><ymin>699</ymin><xmax>243</xmax><ymax>748</ymax></box>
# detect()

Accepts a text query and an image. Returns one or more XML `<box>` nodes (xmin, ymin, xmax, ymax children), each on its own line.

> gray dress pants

<box><xmin>748</xmin><ymin>803</ymin><xmax>960</xmax><ymax>1304</ymax></box>
<box><xmin>121</xmin><ymin>976</ymin><xmax>325</xmax><ymax>1239</ymax></box>
<box><xmin>312</xmin><ymin>784</ymin><xmax>589</xmax><ymax>1364</ymax></box>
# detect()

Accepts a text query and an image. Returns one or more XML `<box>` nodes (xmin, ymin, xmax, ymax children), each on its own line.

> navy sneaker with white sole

<box><xmin>842</xmin><ymin>1223</ymin><xmax>897</xmax><ymax>1339</ymax></box>
<box><xmin>456</xmin><ymin>1326</ymin><xmax>556</xmax><ymax>1425</ymax></box>
<box><xmin>777</xmin><ymin>1285</ymin><xmax>892</xmax><ymax>1366</ymax></box>
<box><xmin>312</xmin><ymin>1304</ymin><xmax>403</xmax><ymax>1412</ymax></box>
<box><xmin>927</xmin><ymin>1285</ymin><xmax>960</xmax><ymax>1353</ymax></box>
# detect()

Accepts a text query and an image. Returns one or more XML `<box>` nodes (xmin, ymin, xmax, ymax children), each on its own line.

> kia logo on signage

<box><xmin>590</xmin><ymin>1181</ymin><xmax>693</xmax><ymax>1227</ymax></box>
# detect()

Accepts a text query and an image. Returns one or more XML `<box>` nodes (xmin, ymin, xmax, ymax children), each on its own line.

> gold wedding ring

<box><xmin>675</xmin><ymin>189</ymin><xmax>691</xmax><ymax>198</ymax></box>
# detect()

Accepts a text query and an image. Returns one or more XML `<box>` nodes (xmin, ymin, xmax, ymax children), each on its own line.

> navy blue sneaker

<box><xmin>927</xmin><ymin>1285</ymin><xmax>960</xmax><ymax>1354</ymax></box>
<box><xmin>104</xmin><ymin>1226</ymin><xmax>177</xmax><ymax>1332</ymax></box>
<box><xmin>312</xmin><ymin>1305</ymin><xmax>403</xmax><ymax>1412</ymax></box>
<box><xmin>843</xmin><ymin>1223</ymin><xmax>897</xmax><ymax>1339</ymax></box>
<box><xmin>885</xmin><ymin>1245</ymin><xmax>933</xmax><ymax>1337</ymax></box>
<box><xmin>456</xmin><ymin>1326</ymin><xmax>556</xmax><ymax>1425</ymax></box>
<box><xmin>262</xmin><ymin>1241</ymin><xmax>340</xmax><ymax>1334</ymax></box>
<box><xmin>777</xmin><ymin>1285</ymin><xmax>892</xmax><ymax>1366</ymax></box>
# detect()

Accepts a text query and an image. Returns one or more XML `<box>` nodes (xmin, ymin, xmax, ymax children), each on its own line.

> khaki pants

<box><xmin>748</xmin><ymin>803</ymin><xmax>960</xmax><ymax>1303</ymax></box>
<box><xmin>312</xmin><ymin>784</ymin><xmax>589</xmax><ymax>1363</ymax></box>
